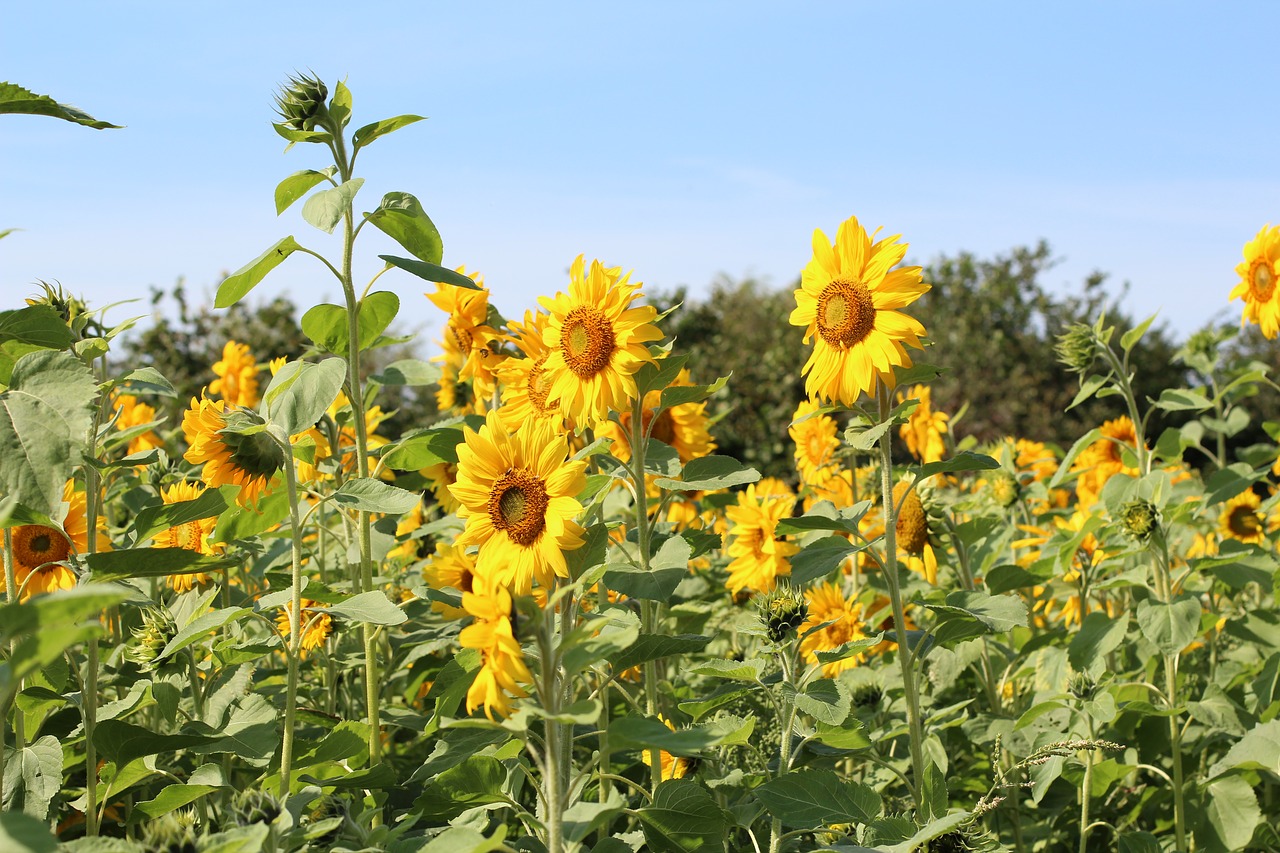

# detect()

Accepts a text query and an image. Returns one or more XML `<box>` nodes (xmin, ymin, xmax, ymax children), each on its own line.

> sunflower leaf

<box><xmin>0</xmin><ymin>81</ymin><xmax>121</xmax><ymax>128</ymax></box>
<box><xmin>301</xmin><ymin>178</ymin><xmax>364</xmax><ymax>235</ymax></box>
<box><xmin>214</xmin><ymin>236</ymin><xmax>302</xmax><ymax>308</ymax></box>
<box><xmin>332</xmin><ymin>479</ymin><xmax>421</xmax><ymax>515</ymax></box>
<box><xmin>352</xmin><ymin>114</ymin><xmax>426</xmax><ymax>151</ymax></box>
<box><xmin>379</xmin><ymin>255</ymin><xmax>483</xmax><ymax>290</ymax></box>
<box><xmin>363</xmin><ymin>192</ymin><xmax>443</xmax><ymax>264</ymax></box>
<box><xmin>129</xmin><ymin>488</ymin><xmax>228</xmax><ymax>544</ymax></box>
<box><xmin>274</xmin><ymin>168</ymin><xmax>336</xmax><ymax>216</ymax></box>
<box><xmin>85</xmin><ymin>548</ymin><xmax>239</xmax><ymax>582</ymax></box>
<box><xmin>262</xmin><ymin>357</ymin><xmax>347</xmax><ymax>437</ymax></box>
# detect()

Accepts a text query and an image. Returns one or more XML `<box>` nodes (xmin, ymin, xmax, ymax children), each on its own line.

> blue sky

<box><xmin>4</xmin><ymin>2</ymin><xmax>1277</xmax><ymax>350</ymax></box>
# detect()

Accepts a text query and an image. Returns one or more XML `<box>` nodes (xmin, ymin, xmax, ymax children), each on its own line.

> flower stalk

<box><xmin>277</xmin><ymin>436</ymin><xmax>305</xmax><ymax>798</ymax></box>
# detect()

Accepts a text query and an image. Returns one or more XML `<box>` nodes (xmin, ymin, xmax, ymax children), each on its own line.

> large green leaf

<box><xmin>0</xmin><ymin>305</ymin><xmax>74</xmax><ymax>349</ymax></box>
<box><xmin>131</xmin><ymin>785</ymin><xmax>220</xmax><ymax>822</ymax></box>
<box><xmin>85</xmin><ymin>548</ymin><xmax>238</xmax><ymax>582</ymax></box>
<box><xmin>790</xmin><ymin>536</ymin><xmax>860</xmax><ymax>586</ymax></box>
<box><xmin>379</xmin><ymin>255</ymin><xmax>483</xmax><ymax>290</ymax></box>
<box><xmin>214</xmin><ymin>237</ymin><xmax>302</xmax><ymax>308</ymax></box>
<box><xmin>637</xmin><ymin>780</ymin><xmax>728</xmax><ymax>853</ymax></box>
<box><xmin>0</xmin><ymin>349</ymin><xmax>97</xmax><ymax>523</ymax></box>
<box><xmin>651</xmin><ymin>455</ymin><xmax>759</xmax><ymax>491</ymax></box>
<box><xmin>274</xmin><ymin>168</ymin><xmax>336</xmax><ymax>215</ymax></box>
<box><xmin>262</xmin><ymin>357</ymin><xmax>347</xmax><ymax>436</ymax></box>
<box><xmin>301</xmin><ymin>178</ymin><xmax>364</xmax><ymax>234</ymax></box>
<box><xmin>93</xmin><ymin>719</ymin><xmax>219</xmax><ymax>767</ymax></box>
<box><xmin>130</xmin><ymin>488</ymin><xmax>229</xmax><ymax>543</ymax></box>
<box><xmin>1208</xmin><ymin>719</ymin><xmax>1280</xmax><ymax>778</ymax></box>
<box><xmin>0</xmin><ymin>811</ymin><xmax>57</xmax><ymax>853</ymax></box>
<box><xmin>610</xmin><ymin>633</ymin><xmax>712</xmax><ymax>673</ymax></box>
<box><xmin>1197</xmin><ymin>776</ymin><xmax>1261</xmax><ymax>852</ymax></box>
<box><xmin>1135</xmin><ymin>595</ymin><xmax>1201</xmax><ymax>656</ymax></box>
<box><xmin>300</xmin><ymin>291</ymin><xmax>400</xmax><ymax>356</ymax></box>
<box><xmin>1069</xmin><ymin>610</ymin><xmax>1129</xmax><ymax>675</ymax></box>
<box><xmin>0</xmin><ymin>735</ymin><xmax>61</xmax><ymax>818</ymax></box>
<box><xmin>0</xmin><ymin>82</ymin><xmax>120</xmax><ymax>128</ymax></box>
<box><xmin>328</xmin><ymin>591</ymin><xmax>407</xmax><ymax>626</ymax></box>
<box><xmin>382</xmin><ymin>427</ymin><xmax>464</xmax><ymax>471</ymax></box>
<box><xmin>364</xmin><ymin>192</ymin><xmax>443</xmax><ymax>264</ymax></box>
<box><xmin>754</xmin><ymin>769</ymin><xmax>880</xmax><ymax>828</ymax></box>
<box><xmin>332</xmin><ymin>479</ymin><xmax>421</xmax><ymax>514</ymax></box>
<box><xmin>352</xmin><ymin>114</ymin><xmax>426</xmax><ymax>151</ymax></box>
<box><xmin>414</xmin><ymin>756</ymin><xmax>507</xmax><ymax>821</ymax></box>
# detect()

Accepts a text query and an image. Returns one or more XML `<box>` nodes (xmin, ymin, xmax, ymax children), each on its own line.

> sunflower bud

<box><xmin>274</xmin><ymin>73</ymin><xmax>330</xmax><ymax>134</ymax></box>
<box><xmin>1068</xmin><ymin>672</ymin><xmax>1097</xmax><ymax>700</ymax></box>
<box><xmin>1055</xmin><ymin>323</ymin><xmax>1098</xmax><ymax>374</ymax></box>
<box><xmin>233</xmin><ymin>789</ymin><xmax>282</xmax><ymax>827</ymax></box>
<box><xmin>1119</xmin><ymin>499</ymin><xmax>1160</xmax><ymax>544</ymax></box>
<box><xmin>758</xmin><ymin>584</ymin><xmax>808</xmax><ymax>642</ymax></box>
<box><xmin>893</xmin><ymin>481</ymin><xmax>929</xmax><ymax>556</ymax></box>
<box><xmin>128</xmin><ymin>607</ymin><xmax>179</xmax><ymax>673</ymax></box>
<box><xmin>985</xmin><ymin>471</ymin><xmax>1020</xmax><ymax>508</ymax></box>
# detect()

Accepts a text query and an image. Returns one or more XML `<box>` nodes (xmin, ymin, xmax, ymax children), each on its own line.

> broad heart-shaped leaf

<box><xmin>793</xmin><ymin>678</ymin><xmax>851</xmax><ymax>726</ymax></box>
<box><xmin>2</xmin><ymin>735</ymin><xmax>61</xmax><ymax>818</ymax></box>
<box><xmin>0</xmin><ymin>811</ymin><xmax>57</xmax><ymax>853</ymax></box>
<box><xmin>381</xmin><ymin>427</ymin><xmax>464</xmax><ymax>471</ymax></box>
<box><xmin>214</xmin><ymin>236</ymin><xmax>302</xmax><ymax>308</ymax></box>
<box><xmin>1069</xmin><ymin>610</ymin><xmax>1129</xmax><ymax>675</ymax></box>
<box><xmin>379</xmin><ymin>255</ymin><xmax>483</xmax><ymax>290</ymax></box>
<box><xmin>0</xmin><ymin>81</ymin><xmax>120</xmax><ymax>128</ymax></box>
<box><xmin>1197</xmin><ymin>775</ymin><xmax>1261</xmax><ymax>852</ymax></box>
<box><xmin>0</xmin><ymin>305</ymin><xmax>74</xmax><ymax>349</ymax></box>
<box><xmin>941</xmin><ymin>590</ymin><xmax>1028</xmax><ymax>632</ymax></box>
<box><xmin>1136</xmin><ymin>595</ymin><xmax>1201</xmax><ymax>656</ymax></box>
<box><xmin>301</xmin><ymin>178</ymin><xmax>364</xmax><ymax>234</ymax></box>
<box><xmin>300</xmin><ymin>291</ymin><xmax>399</xmax><ymax>356</ymax></box>
<box><xmin>262</xmin><ymin>357</ymin><xmax>346</xmax><ymax>436</ymax></box>
<box><xmin>93</xmin><ymin>719</ymin><xmax>220</xmax><ymax>767</ymax></box>
<box><xmin>603</xmin><ymin>562</ymin><xmax>685</xmax><ymax>601</ymax></box>
<box><xmin>638</xmin><ymin>780</ymin><xmax>728</xmax><ymax>853</ymax></box>
<box><xmin>414</xmin><ymin>755</ymin><xmax>507</xmax><ymax>821</ymax></box>
<box><xmin>0</xmin><ymin>349</ymin><xmax>96</xmax><ymax>522</ymax></box>
<box><xmin>754</xmin><ymin>769</ymin><xmax>881</xmax><ymax>828</ymax></box>
<box><xmin>1208</xmin><ymin>719</ymin><xmax>1280</xmax><ymax>778</ymax></box>
<box><xmin>273</xmin><ymin>167</ymin><xmax>336</xmax><ymax>215</ymax></box>
<box><xmin>332</xmin><ymin>479</ymin><xmax>421</xmax><ymax>514</ymax></box>
<box><xmin>327</xmin><ymin>591</ymin><xmax>407</xmax><ymax>626</ymax></box>
<box><xmin>364</xmin><ymin>192</ymin><xmax>443</xmax><ymax>264</ymax></box>
<box><xmin>85</xmin><ymin>548</ymin><xmax>238</xmax><ymax>582</ymax></box>
<box><xmin>651</xmin><ymin>455</ymin><xmax>759</xmax><ymax>491</ymax></box>
<box><xmin>352</xmin><ymin>114</ymin><xmax>426</xmax><ymax>150</ymax></box>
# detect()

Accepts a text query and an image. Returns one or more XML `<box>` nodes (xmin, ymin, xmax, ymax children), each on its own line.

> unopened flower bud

<box><xmin>758</xmin><ymin>585</ymin><xmax>808</xmax><ymax>643</ymax></box>
<box><xmin>1056</xmin><ymin>324</ymin><xmax>1098</xmax><ymax>374</ymax></box>
<box><xmin>1119</xmin><ymin>499</ymin><xmax>1159</xmax><ymax>543</ymax></box>
<box><xmin>274</xmin><ymin>73</ymin><xmax>330</xmax><ymax>134</ymax></box>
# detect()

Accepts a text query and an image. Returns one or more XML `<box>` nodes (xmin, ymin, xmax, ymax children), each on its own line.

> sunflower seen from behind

<box><xmin>182</xmin><ymin>395</ymin><xmax>284</xmax><ymax>508</ymax></box>
<box><xmin>539</xmin><ymin>255</ymin><xmax>663</xmax><ymax>430</ymax></box>
<box><xmin>449</xmin><ymin>409</ymin><xmax>588</xmax><ymax>595</ymax></box>
<box><xmin>790</xmin><ymin>215</ymin><xmax>929</xmax><ymax>406</ymax></box>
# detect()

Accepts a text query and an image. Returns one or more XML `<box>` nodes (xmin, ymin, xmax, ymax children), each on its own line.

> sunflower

<box><xmin>893</xmin><ymin>481</ymin><xmax>937</xmax><ymax>584</ymax></box>
<box><xmin>899</xmin><ymin>385</ymin><xmax>948</xmax><ymax>464</ymax></box>
<box><xmin>799</xmin><ymin>582</ymin><xmax>868</xmax><ymax>677</ymax></box>
<box><xmin>640</xmin><ymin>715</ymin><xmax>695</xmax><ymax>781</ymax></box>
<box><xmin>459</xmin><ymin>574</ymin><xmax>532</xmax><ymax>719</ymax></box>
<box><xmin>155</xmin><ymin>481</ymin><xmax>221</xmax><ymax>593</ymax></box>
<box><xmin>790</xmin><ymin>216</ymin><xmax>929</xmax><ymax>406</ymax></box>
<box><xmin>182</xmin><ymin>395</ymin><xmax>283</xmax><ymax>507</ymax></box>
<box><xmin>598</xmin><ymin>367</ymin><xmax>716</xmax><ymax>464</ymax></box>
<box><xmin>0</xmin><ymin>481</ymin><xmax>105</xmax><ymax>601</ymax></box>
<box><xmin>422</xmin><ymin>541</ymin><xmax>477</xmax><ymax>619</ymax></box>
<box><xmin>449</xmin><ymin>410</ymin><xmax>588</xmax><ymax>594</ymax></box>
<box><xmin>210</xmin><ymin>340</ymin><xmax>261</xmax><ymax>408</ymax></box>
<box><xmin>1072</xmin><ymin>416</ymin><xmax>1140</xmax><ymax>507</ymax></box>
<box><xmin>790</xmin><ymin>400</ymin><xmax>841</xmax><ymax>481</ymax></box>
<box><xmin>538</xmin><ymin>255</ymin><xmax>663</xmax><ymax>430</ymax></box>
<box><xmin>724</xmin><ymin>484</ymin><xmax>800</xmax><ymax>595</ymax></box>
<box><xmin>276</xmin><ymin>599</ymin><xmax>332</xmax><ymax>655</ymax></box>
<box><xmin>1230</xmin><ymin>224</ymin><xmax>1280</xmax><ymax>339</ymax></box>
<box><xmin>422</xmin><ymin>461</ymin><xmax>461</xmax><ymax>515</ymax></box>
<box><xmin>498</xmin><ymin>310</ymin><xmax>566</xmax><ymax>433</ymax></box>
<box><xmin>428</xmin><ymin>269</ymin><xmax>495</xmax><ymax>414</ymax></box>
<box><xmin>1218</xmin><ymin>490</ymin><xmax>1277</xmax><ymax>545</ymax></box>
<box><xmin>112</xmin><ymin>393</ymin><xmax>163</xmax><ymax>455</ymax></box>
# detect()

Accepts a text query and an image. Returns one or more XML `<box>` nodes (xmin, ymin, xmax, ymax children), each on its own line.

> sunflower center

<box><xmin>1252</xmin><ymin>262</ymin><xmax>1275</xmax><ymax>301</ymax></box>
<box><xmin>489</xmin><ymin>468</ymin><xmax>550</xmax><ymax>546</ymax></box>
<box><xmin>166</xmin><ymin>520</ymin><xmax>204</xmax><ymax>552</ymax></box>
<box><xmin>1227</xmin><ymin>505</ymin><xmax>1262</xmax><ymax>538</ymax></box>
<box><xmin>817</xmin><ymin>278</ymin><xmax>876</xmax><ymax>349</ymax></box>
<box><xmin>561</xmin><ymin>307</ymin><xmax>616</xmax><ymax>378</ymax></box>
<box><xmin>449</xmin><ymin>323</ymin><xmax>474</xmax><ymax>355</ymax></box>
<box><xmin>12</xmin><ymin>525</ymin><xmax>71</xmax><ymax>568</ymax></box>
<box><xmin>527</xmin><ymin>356</ymin><xmax>556</xmax><ymax>414</ymax></box>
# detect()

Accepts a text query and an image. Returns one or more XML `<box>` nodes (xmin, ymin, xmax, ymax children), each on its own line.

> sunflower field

<box><xmin>3</xmin><ymin>77</ymin><xmax>1280</xmax><ymax>853</ymax></box>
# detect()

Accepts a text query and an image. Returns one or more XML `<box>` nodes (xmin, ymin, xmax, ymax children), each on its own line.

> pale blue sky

<box><xmin>4</xmin><ymin>2</ymin><xmax>1276</xmax><ymax>349</ymax></box>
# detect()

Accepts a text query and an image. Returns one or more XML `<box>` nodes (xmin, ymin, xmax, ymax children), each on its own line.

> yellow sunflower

<box><xmin>428</xmin><ymin>269</ymin><xmax>495</xmax><ymax>414</ymax></box>
<box><xmin>600</xmin><ymin>367</ymin><xmax>716</xmax><ymax>464</ymax></box>
<box><xmin>459</xmin><ymin>573</ymin><xmax>532</xmax><ymax>719</ymax></box>
<box><xmin>893</xmin><ymin>481</ymin><xmax>937</xmax><ymax>584</ymax></box>
<box><xmin>182</xmin><ymin>395</ymin><xmax>283</xmax><ymax>507</ymax></box>
<box><xmin>449</xmin><ymin>410</ymin><xmax>588</xmax><ymax>594</ymax></box>
<box><xmin>498</xmin><ymin>310</ymin><xmax>566</xmax><ymax>433</ymax></box>
<box><xmin>423</xmin><ymin>540</ymin><xmax>477</xmax><ymax>619</ymax></box>
<box><xmin>276</xmin><ymin>599</ymin><xmax>332</xmax><ymax>655</ymax></box>
<box><xmin>0</xmin><ymin>481</ymin><xmax>106</xmax><ymax>601</ymax></box>
<box><xmin>209</xmin><ymin>340</ymin><xmax>261</xmax><ymax>408</ymax></box>
<box><xmin>1072</xmin><ymin>416</ymin><xmax>1141</xmax><ymax>508</ymax></box>
<box><xmin>538</xmin><ymin>255</ymin><xmax>663</xmax><ymax>429</ymax></box>
<box><xmin>899</xmin><ymin>385</ymin><xmax>948</xmax><ymax>464</ymax></box>
<box><xmin>790</xmin><ymin>216</ymin><xmax>929</xmax><ymax>406</ymax></box>
<box><xmin>640</xmin><ymin>714</ymin><xmax>695</xmax><ymax>781</ymax></box>
<box><xmin>422</xmin><ymin>461</ymin><xmax>461</xmax><ymax>515</ymax></box>
<box><xmin>1230</xmin><ymin>224</ymin><xmax>1280</xmax><ymax>339</ymax></box>
<box><xmin>112</xmin><ymin>393</ymin><xmax>163</xmax><ymax>455</ymax></box>
<box><xmin>799</xmin><ymin>581</ymin><xmax>868</xmax><ymax>677</ymax></box>
<box><xmin>1218</xmin><ymin>490</ymin><xmax>1278</xmax><ymax>545</ymax></box>
<box><xmin>790</xmin><ymin>400</ymin><xmax>841</xmax><ymax>481</ymax></box>
<box><xmin>156</xmin><ymin>481</ymin><xmax>222</xmax><ymax>593</ymax></box>
<box><xmin>724</xmin><ymin>483</ymin><xmax>800</xmax><ymax>595</ymax></box>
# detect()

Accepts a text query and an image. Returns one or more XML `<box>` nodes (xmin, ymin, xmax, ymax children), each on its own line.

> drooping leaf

<box><xmin>1</xmin><ymin>736</ymin><xmax>61</xmax><ymax>818</ymax></box>
<box><xmin>130</xmin><ymin>488</ymin><xmax>228</xmax><ymax>543</ymax></box>
<box><xmin>610</xmin><ymin>633</ymin><xmax>712</xmax><ymax>673</ymax></box>
<box><xmin>93</xmin><ymin>719</ymin><xmax>219</xmax><ymax>767</ymax></box>
<box><xmin>332</xmin><ymin>479</ymin><xmax>422</xmax><ymax>514</ymax></box>
<box><xmin>364</xmin><ymin>192</ymin><xmax>443</xmax><ymax>264</ymax></box>
<box><xmin>1198</xmin><ymin>775</ymin><xmax>1261</xmax><ymax>851</ymax></box>
<box><xmin>85</xmin><ymin>548</ymin><xmax>238</xmax><ymax>582</ymax></box>
<box><xmin>0</xmin><ymin>811</ymin><xmax>57</xmax><ymax>853</ymax></box>
<box><xmin>131</xmin><ymin>785</ymin><xmax>220</xmax><ymax>822</ymax></box>
<box><xmin>0</xmin><ymin>81</ymin><xmax>120</xmax><ymax>128</ymax></box>
<box><xmin>414</xmin><ymin>756</ymin><xmax>507</xmax><ymax>821</ymax></box>
<box><xmin>0</xmin><ymin>305</ymin><xmax>74</xmax><ymax>349</ymax></box>
<box><xmin>301</xmin><ymin>178</ymin><xmax>364</xmax><ymax>234</ymax></box>
<box><xmin>352</xmin><ymin>114</ymin><xmax>426</xmax><ymax>151</ymax></box>
<box><xmin>379</xmin><ymin>255</ymin><xmax>482</xmax><ymax>290</ymax></box>
<box><xmin>754</xmin><ymin>769</ymin><xmax>881</xmax><ymax>828</ymax></box>
<box><xmin>328</xmin><ymin>591</ymin><xmax>407</xmax><ymax>626</ymax></box>
<box><xmin>214</xmin><ymin>236</ymin><xmax>302</xmax><ymax>308</ymax></box>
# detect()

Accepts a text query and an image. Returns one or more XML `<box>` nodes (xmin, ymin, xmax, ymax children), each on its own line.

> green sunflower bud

<box><xmin>1055</xmin><ymin>323</ymin><xmax>1098</xmax><ymax>374</ymax></box>
<box><xmin>1119</xmin><ymin>499</ymin><xmax>1160</xmax><ymax>543</ymax></box>
<box><xmin>128</xmin><ymin>606</ymin><xmax>179</xmax><ymax>673</ymax></box>
<box><xmin>758</xmin><ymin>584</ymin><xmax>808</xmax><ymax>643</ymax></box>
<box><xmin>274</xmin><ymin>73</ymin><xmax>330</xmax><ymax>134</ymax></box>
<box><xmin>985</xmin><ymin>470</ymin><xmax>1020</xmax><ymax>508</ymax></box>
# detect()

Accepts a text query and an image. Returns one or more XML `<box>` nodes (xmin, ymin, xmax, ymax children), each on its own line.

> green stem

<box><xmin>82</xmin><ymin>371</ymin><xmax>107</xmax><ymax>836</ymax></box>
<box><xmin>876</xmin><ymin>383</ymin><xmax>926</xmax><ymax>811</ymax></box>
<box><xmin>540</xmin><ymin>606</ymin><xmax>565</xmax><ymax>853</ymax></box>
<box><xmin>1</xmin><ymin>528</ymin><xmax>13</xmax><ymax>811</ymax></box>
<box><xmin>278</xmin><ymin>441</ymin><xmax>305</xmax><ymax>798</ymax></box>
<box><xmin>769</xmin><ymin>644</ymin><xmax>800</xmax><ymax>853</ymax></box>
<box><xmin>1079</xmin><ymin>720</ymin><xmax>1096</xmax><ymax>853</ymax></box>
<box><xmin>1152</xmin><ymin>535</ymin><xmax>1187</xmax><ymax>851</ymax></box>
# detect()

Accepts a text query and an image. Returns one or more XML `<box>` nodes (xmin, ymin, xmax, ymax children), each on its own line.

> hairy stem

<box><xmin>278</xmin><ymin>443</ymin><xmax>305</xmax><ymax>798</ymax></box>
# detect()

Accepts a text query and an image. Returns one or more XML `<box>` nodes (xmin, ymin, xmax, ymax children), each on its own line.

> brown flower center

<box><xmin>561</xmin><ymin>306</ymin><xmax>616</xmax><ymax>378</ymax></box>
<box><xmin>1227</xmin><ymin>505</ymin><xmax>1262</xmax><ymax>539</ymax></box>
<box><xmin>488</xmin><ymin>468</ymin><xmax>550</xmax><ymax>546</ymax></box>
<box><xmin>448</xmin><ymin>323</ymin><xmax>474</xmax><ymax>356</ymax></box>
<box><xmin>165</xmin><ymin>521</ymin><xmax>204</xmax><ymax>552</ymax></box>
<box><xmin>1252</xmin><ymin>261</ymin><xmax>1275</xmax><ymax>301</ymax></box>
<box><xmin>642</xmin><ymin>407</ymin><xmax>677</xmax><ymax>447</ymax></box>
<box><xmin>12</xmin><ymin>525</ymin><xmax>72</xmax><ymax>568</ymax></box>
<box><xmin>817</xmin><ymin>278</ymin><xmax>876</xmax><ymax>349</ymax></box>
<box><xmin>894</xmin><ymin>485</ymin><xmax>928</xmax><ymax>555</ymax></box>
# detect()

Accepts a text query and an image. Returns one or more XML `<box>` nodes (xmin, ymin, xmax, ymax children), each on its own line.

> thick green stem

<box><xmin>1</xmin><ymin>528</ymin><xmax>13</xmax><ymax>810</ymax></box>
<box><xmin>82</xmin><ymin>379</ymin><xmax>106</xmax><ymax>836</ymax></box>
<box><xmin>876</xmin><ymin>383</ymin><xmax>926</xmax><ymax>811</ymax></box>
<box><xmin>540</xmin><ymin>608</ymin><xmax>565</xmax><ymax>853</ymax></box>
<box><xmin>1078</xmin><ymin>720</ymin><xmax>1096</xmax><ymax>853</ymax></box>
<box><xmin>1151</xmin><ymin>536</ymin><xmax>1187</xmax><ymax>850</ymax></box>
<box><xmin>278</xmin><ymin>444</ymin><xmax>305</xmax><ymax>798</ymax></box>
<box><xmin>769</xmin><ymin>645</ymin><xmax>800</xmax><ymax>853</ymax></box>
<box><xmin>627</xmin><ymin>394</ymin><xmax>665</xmax><ymax>789</ymax></box>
